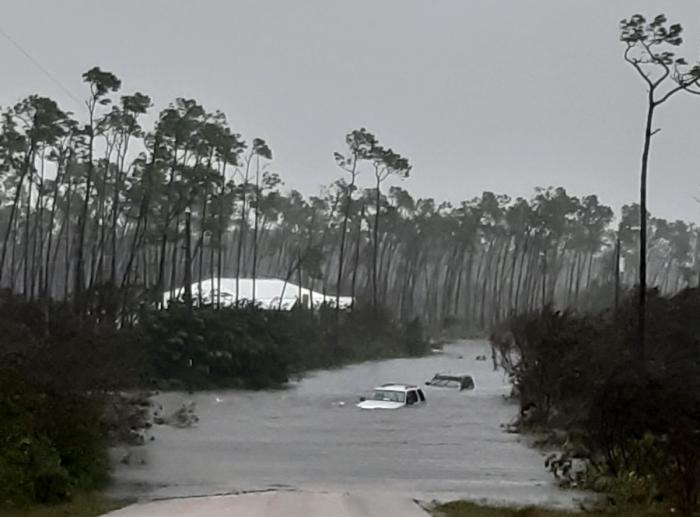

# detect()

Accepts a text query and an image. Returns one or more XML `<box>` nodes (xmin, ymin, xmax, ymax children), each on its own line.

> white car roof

<box><xmin>373</xmin><ymin>384</ymin><xmax>419</xmax><ymax>392</ymax></box>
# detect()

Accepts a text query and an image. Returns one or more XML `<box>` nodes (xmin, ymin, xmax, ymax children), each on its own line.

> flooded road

<box><xmin>112</xmin><ymin>340</ymin><xmax>580</xmax><ymax>508</ymax></box>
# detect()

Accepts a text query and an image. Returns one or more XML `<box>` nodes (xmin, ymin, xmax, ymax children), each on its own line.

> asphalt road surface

<box><xmin>105</xmin><ymin>491</ymin><xmax>431</xmax><ymax>517</ymax></box>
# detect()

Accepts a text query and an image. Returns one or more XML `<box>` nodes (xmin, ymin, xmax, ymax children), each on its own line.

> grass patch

<box><xmin>432</xmin><ymin>501</ymin><xmax>668</xmax><ymax>517</ymax></box>
<box><xmin>0</xmin><ymin>493</ymin><xmax>129</xmax><ymax>517</ymax></box>
<box><xmin>432</xmin><ymin>502</ymin><xmax>576</xmax><ymax>517</ymax></box>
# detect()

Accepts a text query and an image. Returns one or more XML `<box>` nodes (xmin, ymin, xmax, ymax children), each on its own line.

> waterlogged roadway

<box><xmin>111</xmin><ymin>340</ymin><xmax>581</xmax><ymax>508</ymax></box>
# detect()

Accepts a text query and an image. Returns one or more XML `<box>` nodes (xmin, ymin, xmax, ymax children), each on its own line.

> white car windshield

<box><xmin>431</xmin><ymin>378</ymin><xmax>462</xmax><ymax>388</ymax></box>
<box><xmin>369</xmin><ymin>389</ymin><xmax>405</xmax><ymax>403</ymax></box>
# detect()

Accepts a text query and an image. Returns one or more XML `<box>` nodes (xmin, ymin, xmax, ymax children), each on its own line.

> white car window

<box><xmin>370</xmin><ymin>390</ymin><xmax>405</xmax><ymax>403</ymax></box>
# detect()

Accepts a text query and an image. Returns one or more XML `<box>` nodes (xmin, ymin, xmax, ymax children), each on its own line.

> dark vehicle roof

<box><xmin>428</xmin><ymin>373</ymin><xmax>475</xmax><ymax>390</ymax></box>
<box><xmin>431</xmin><ymin>373</ymin><xmax>471</xmax><ymax>380</ymax></box>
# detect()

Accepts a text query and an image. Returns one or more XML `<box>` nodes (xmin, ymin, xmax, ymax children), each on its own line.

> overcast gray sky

<box><xmin>1</xmin><ymin>0</ymin><xmax>700</xmax><ymax>222</ymax></box>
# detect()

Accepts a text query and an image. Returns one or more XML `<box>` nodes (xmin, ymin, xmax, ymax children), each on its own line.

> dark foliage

<box><xmin>0</xmin><ymin>291</ymin><xmax>427</xmax><ymax>506</ymax></box>
<box><xmin>0</xmin><ymin>291</ymin><xmax>428</xmax><ymax>394</ymax></box>
<box><xmin>492</xmin><ymin>289</ymin><xmax>700</xmax><ymax>515</ymax></box>
<box><xmin>0</xmin><ymin>369</ymin><xmax>108</xmax><ymax>507</ymax></box>
<box><xmin>134</xmin><ymin>303</ymin><xmax>290</xmax><ymax>390</ymax></box>
<box><xmin>132</xmin><ymin>301</ymin><xmax>429</xmax><ymax>390</ymax></box>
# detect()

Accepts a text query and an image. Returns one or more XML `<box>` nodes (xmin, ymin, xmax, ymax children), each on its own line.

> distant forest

<box><xmin>0</xmin><ymin>68</ymin><xmax>697</xmax><ymax>328</ymax></box>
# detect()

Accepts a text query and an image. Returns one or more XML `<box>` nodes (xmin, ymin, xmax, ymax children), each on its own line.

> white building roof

<box><xmin>163</xmin><ymin>277</ymin><xmax>353</xmax><ymax>310</ymax></box>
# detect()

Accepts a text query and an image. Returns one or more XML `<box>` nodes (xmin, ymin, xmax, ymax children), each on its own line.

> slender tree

<box><xmin>249</xmin><ymin>138</ymin><xmax>273</xmax><ymax>303</ymax></box>
<box><xmin>620</xmin><ymin>14</ymin><xmax>700</xmax><ymax>357</ymax></box>
<box><xmin>333</xmin><ymin>129</ymin><xmax>375</xmax><ymax>317</ymax></box>
<box><xmin>369</xmin><ymin>145</ymin><xmax>411</xmax><ymax>309</ymax></box>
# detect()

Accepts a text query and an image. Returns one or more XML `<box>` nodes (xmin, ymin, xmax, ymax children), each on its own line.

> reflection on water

<box><xmin>112</xmin><ymin>340</ymin><xmax>582</xmax><ymax>507</ymax></box>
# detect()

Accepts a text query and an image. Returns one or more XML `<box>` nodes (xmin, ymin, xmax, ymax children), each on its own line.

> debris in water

<box><xmin>154</xmin><ymin>401</ymin><xmax>199</xmax><ymax>428</ymax></box>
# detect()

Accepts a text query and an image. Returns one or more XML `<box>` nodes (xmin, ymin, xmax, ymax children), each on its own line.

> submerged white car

<box><xmin>356</xmin><ymin>384</ymin><xmax>427</xmax><ymax>410</ymax></box>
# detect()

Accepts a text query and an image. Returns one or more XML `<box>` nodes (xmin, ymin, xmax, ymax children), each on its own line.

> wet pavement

<box><xmin>111</xmin><ymin>340</ymin><xmax>584</xmax><ymax>508</ymax></box>
<box><xmin>105</xmin><ymin>491</ymin><xmax>432</xmax><ymax>517</ymax></box>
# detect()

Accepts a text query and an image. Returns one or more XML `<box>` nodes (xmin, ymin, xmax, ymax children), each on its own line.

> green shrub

<box><xmin>134</xmin><ymin>303</ymin><xmax>291</xmax><ymax>389</ymax></box>
<box><xmin>493</xmin><ymin>289</ymin><xmax>700</xmax><ymax>516</ymax></box>
<box><xmin>0</xmin><ymin>369</ymin><xmax>108</xmax><ymax>507</ymax></box>
<box><xmin>133</xmin><ymin>302</ymin><xmax>429</xmax><ymax>389</ymax></box>
<box><xmin>0</xmin><ymin>292</ymin><xmax>428</xmax><ymax>508</ymax></box>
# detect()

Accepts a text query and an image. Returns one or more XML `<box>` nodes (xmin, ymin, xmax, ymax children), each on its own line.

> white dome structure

<box><xmin>163</xmin><ymin>277</ymin><xmax>353</xmax><ymax>310</ymax></box>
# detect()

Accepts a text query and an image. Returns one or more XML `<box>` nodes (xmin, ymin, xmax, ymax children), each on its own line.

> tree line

<box><xmin>485</xmin><ymin>16</ymin><xmax>700</xmax><ymax>517</ymax></box>
<box><xmin>0</xmin><ymin>70</ymin><xmax>699</xmax><ymax>330</ymax></box>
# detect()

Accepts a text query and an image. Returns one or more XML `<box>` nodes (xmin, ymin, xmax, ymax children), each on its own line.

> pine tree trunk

<box><xmin>0</xmin><ymin>144</ymin><xmax>34</xmax><ymax>288</ymax></box>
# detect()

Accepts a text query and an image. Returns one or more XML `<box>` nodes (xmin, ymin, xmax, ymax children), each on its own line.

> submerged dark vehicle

<box><xmin>425</xmin><ymin>373</ymin><xmax>475</xmax><ymax>391</ymax></box>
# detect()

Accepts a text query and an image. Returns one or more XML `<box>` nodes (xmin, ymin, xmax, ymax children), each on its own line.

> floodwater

<box><xmin>111</xmin><ymin>340</ymin><xmax>584</xmax><ymax>508</ymax></box>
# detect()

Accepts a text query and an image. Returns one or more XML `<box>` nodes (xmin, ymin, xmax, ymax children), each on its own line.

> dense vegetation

<box><xmin>491</xmin><ymin>288</ymin><xmax>700</xmax><ymax>516</ymax></box>
<box><xmin>0</xmin><ymin>289</ymin><xmax>427</xmax><ymax>509</ymax></box>
<box><xmin>135</xmin><ymin>301</ymin><xmax>427</xmax><ymax>390</ymax></box>
<box><xmin>0</xmin><ymin>368</ymin><xmax>108</xmax><ymax>506</ymax></box>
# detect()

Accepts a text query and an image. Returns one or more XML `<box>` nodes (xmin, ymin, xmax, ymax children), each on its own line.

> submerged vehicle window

<box><xmin>460</xmin><ymin>377</ymin><xmax>475</xmax><ymax>390</ymax></box>
<box><xmin>431</xmin><ymin>378</ymin><xmax>462</xmax><ymax>388</ymax></box>
<box><xmin>370</xmin><ymin>390</ymin><xmax>406</xmax><ymax>402</ymax></box>
<box><xmin>406</xmin><ymin>390</ymin><xmax>418</xmax><ymax>405</ymax></box>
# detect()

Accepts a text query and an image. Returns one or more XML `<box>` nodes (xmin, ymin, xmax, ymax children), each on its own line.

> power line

<box><xmin>0</xmin><ymin>24</ymin><xmax>85</xmax><ymax>111</ymax></box>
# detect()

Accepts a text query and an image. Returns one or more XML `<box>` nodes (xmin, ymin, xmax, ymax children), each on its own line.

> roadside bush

<box><xmin>0</xmin><ymin>287</ymin><xmax>429</xmax><ymax>394</ymax></box>
<box><xmin>586</xmin><ymin>363</ymin><xmax>700</xmax><ymax>516</ymax></box>
<box><xmin>134</xmin><ymin>302</ymin><xmax>430</xmax><ymax>389</ymax></box>
<box><xmin>403</xmin><ymin>317</ymin><xmax>428</xmax><ymax>357</ymax></box>
<box><xmin>335</xmin><ymin>305</ymin><xmax>429</xmax><ymax>361</ymax></box>
<box><xmin>134</xmin><ymin>302</ymin><xmax>290</xmax><ymax>389</ymax></box>
<box><xmin>0</xmin><ymin>291</ymin><xmax>147</xmax><ymax>393</ymax></box>
<box><xmin>0</xmin><ymin>293</ymin><xmax>125</xmax><ymax>508</ymax></box>
<box><xmin>0</xmin><ymin>291</ymin><xmax>428</xmax><ymax>508</ymax></box>
<box><xmin>493</xmin><ymin>307</ymin><xmax>628</xmax><ymax>428</ymax></box>
<box><xmin>0</xmin><ymin>369</ymin><xmax>108</xmax><ymax>507</ymax></box>
<box><xmin>493</xmin><ymin>289</ymin><xmax>700</xmax><ymax>516</ymax></box>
